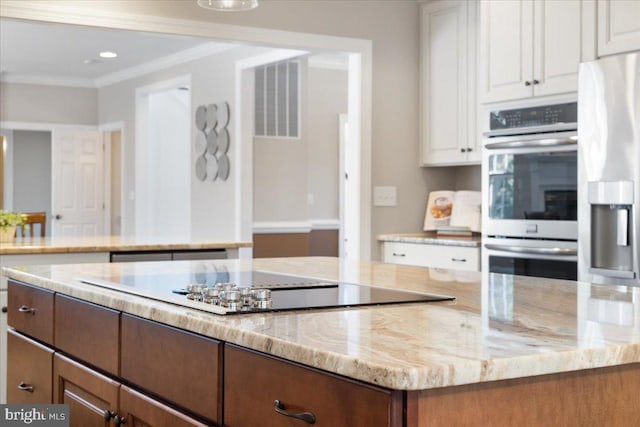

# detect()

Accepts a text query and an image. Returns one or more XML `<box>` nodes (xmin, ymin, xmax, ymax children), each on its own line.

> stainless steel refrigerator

<box><xmin>578</xmin><ymin>51</ymin><xmax>640</xmax><ymax>286</ymax></box>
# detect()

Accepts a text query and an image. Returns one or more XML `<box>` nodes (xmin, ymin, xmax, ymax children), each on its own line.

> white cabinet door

<box><xmin>481</xmin><ymin>0</ymin><xmax>595</xmax><ymax>103</ymax></box>
<box><xmin>480</xmin><ymin>0</ymin><xmax>534</xmax><ymax>103</ymax></box>
<box><xmin>534</xmin><ymin>0</ymin><xmax>596</xmax><ymax>97</ymax></box>
<box><xmin>598</xmin><ymin>0</ymin><xmax>640</xmax><ymax>56</ymax></box>
<box><xmin>420</xmin><ymin>0</ymin><xmax>480</xmax><ymax>166</ymax></box>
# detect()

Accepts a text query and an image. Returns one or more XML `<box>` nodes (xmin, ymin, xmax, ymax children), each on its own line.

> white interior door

<box><xmin>52</xmin><ymin>129</ymin><xmax>105</xmax><ymax>238</ymax></box>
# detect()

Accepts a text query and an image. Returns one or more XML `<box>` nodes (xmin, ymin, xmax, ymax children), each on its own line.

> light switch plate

<box><xmin>373</xmin><ymin>186</ymin><xmax>397</xmax><ymax>207</ymax></box>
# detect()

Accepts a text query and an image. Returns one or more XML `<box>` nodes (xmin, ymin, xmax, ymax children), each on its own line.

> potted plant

<box><xmin>0</xmin><ymin>210</ymin><xmax>26</xmax><ymax>243</ymax></box>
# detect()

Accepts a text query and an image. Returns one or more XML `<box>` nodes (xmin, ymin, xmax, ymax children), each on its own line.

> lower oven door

<box><xmin>483</xmin><ymin>238</ymin><xmax>578</xmax><ymax>281</ymax></box>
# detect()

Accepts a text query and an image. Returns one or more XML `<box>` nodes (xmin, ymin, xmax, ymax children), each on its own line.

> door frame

<box><xmin>0</xmin><ymin>3</ymin><xmax>373</xmax><ymax>260</ymax></box>
<box><xmin>99</xmin><ymin>121</ymin><xmax>125</xmax><ymax>237</ymax></box>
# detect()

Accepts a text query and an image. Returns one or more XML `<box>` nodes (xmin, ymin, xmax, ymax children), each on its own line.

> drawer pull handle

<box><xmin>18</xmin><ymin>305</ymin><xmax>36</xmax><ymax>314</ymax></box>
<box><xmin>17</xmin><ymin>382</ymin><xmax>34</xmax><ymax>393</ymax></box>
<box><xmin>392</xmin><ymin>253</ymin><xmax>406</xmax><ymax>257</ymax></box>
<box><xmin>451</xmin><ymin>258</ymin><xmax>467</xmax><ymax>262</ymax></box>
<box><xmin>274</xmin><ymin>400</ymin><xmax>316</xmax><ymax>424</ymax></box>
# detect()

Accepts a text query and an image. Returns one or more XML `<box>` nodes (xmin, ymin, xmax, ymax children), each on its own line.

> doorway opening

<box><xmin>135</xmin><ymin>75</ymin><xmax>192</xmax><ymax>240</ymax></box>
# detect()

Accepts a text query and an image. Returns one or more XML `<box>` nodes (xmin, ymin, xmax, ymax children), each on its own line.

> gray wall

<box><xmin>253</xmin><ymin>65</ymin><xmax>348</xmax><ymax>226</ymax></box>
<box><xmin>307</xmin><ymin>67</ymin><xmax>347</xmax><ymax>222</ymax></box>
<box><xmin>99</xmin><ymin>44</ymin><xmax>277</xmax><ymax>238</ymax></box>
<box><xmin>0</xmin><ymin>82</ymin><xmax>97</xmax><ymax>125</ymax></box>
<box><xmin>12</xmin><ymin>130</ymin><xmax>51</xmax><ymax>235</ymax></box>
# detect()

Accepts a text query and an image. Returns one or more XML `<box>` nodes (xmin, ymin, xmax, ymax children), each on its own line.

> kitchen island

<box><xmin>3</xmin><ymin>257</ymin><xmax>640</xmax><ymax>426</ymax></box>
<box><xmin>0</xmin><ymin>236</ymin><xmax>252</xmax><ymax>406</ymax></box>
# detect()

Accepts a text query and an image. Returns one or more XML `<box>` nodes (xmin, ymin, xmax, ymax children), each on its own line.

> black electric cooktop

<box><xmin>80</xmin><ymin>271</ymin><xmax>454</xmax><ymax>315</ymax></box>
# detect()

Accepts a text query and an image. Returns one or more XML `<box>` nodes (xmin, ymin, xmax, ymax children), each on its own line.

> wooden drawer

<box><xmin>54</xmin><ymin>294</ymin><xmax>120</xmax><ymax>376</ymax></box>
<box><xmin>121</xmin><ymin>314</ymin><xmax>221</xmax><ymax>424</ymax></box>
<box><xmin>7</xmin><ymin>329</ymin><xmax>54</xmax><ymax>404</ymax></box>
<box><xmin>120</xmin><ymin>385</ymin><xmax>209</xmax><ymax>427</ymax></box>
<box><xmin>383</xmin><ymin>242</ymin><xmax>480</xmax><ymax>271</ymax></box>
<box><xmin>7</xmin><ymin>280</ymin><xmax>54</xmax><ymax>344</ymax></box>
<box><xmin>224</xmin><ymin>345</ymin><xmax>402</xmax><ymax>427</ymax></box>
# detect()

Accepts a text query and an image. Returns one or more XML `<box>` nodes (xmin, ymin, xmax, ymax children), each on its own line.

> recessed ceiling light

<box><xmin>99</xmin><ymin>51</ymin><xmax>118</xmax><ymax>59</ymax></box>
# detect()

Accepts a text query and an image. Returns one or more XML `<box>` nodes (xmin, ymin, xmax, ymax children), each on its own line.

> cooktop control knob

<box><xmin>185</xmin><ymin>282</ymin><xmax>273</xmax><ymax>312</ymax></box>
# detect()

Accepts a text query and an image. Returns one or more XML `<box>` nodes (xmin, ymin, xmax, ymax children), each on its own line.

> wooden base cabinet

<box><xmin>53</xmin><ymin>354</ymin><xmax>207</xmax><ymax>427</ymax></box>
<box><xmin>224</xmin><ymin>344</ymin><xmax>403</xmax><ymax>427</ymax></box>
<box><xmin>7</xmin><ymin>329</ymin><xmax>53</xmax><ymax>404</ymax></box>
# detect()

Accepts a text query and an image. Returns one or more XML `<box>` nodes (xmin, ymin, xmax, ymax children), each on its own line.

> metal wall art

<box><xmin>194</xmin><ymin>101</ymin><xmax>231</xmax><ymax>182</ymax></box>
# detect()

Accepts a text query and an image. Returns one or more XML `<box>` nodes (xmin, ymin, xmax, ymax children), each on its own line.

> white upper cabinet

<box><xmin>480</xmin><ymin>0</ymin><xmax>596</xmax><ymax>103</ymax></box>
<box><xmin>598</xmin><ymin>0</ymin><xmax>640</xmax><ymax>56</ymax></box>
<box><xmin>420</xmin><ymin>0</ymin><xmax>480</xmax><ymax>166</ymax></box>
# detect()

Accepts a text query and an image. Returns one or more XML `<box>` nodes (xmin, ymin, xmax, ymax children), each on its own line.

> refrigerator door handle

<box><xmin>617</xmin><ymin>208</ymin><xmax>629</xmax><ymax>246</ymax></box>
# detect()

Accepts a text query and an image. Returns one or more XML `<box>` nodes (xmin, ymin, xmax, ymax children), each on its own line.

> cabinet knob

<box><xmin>18</xmin><ymin>305</ymin><xmax>36</xmax><ymax>315</ymax></box>
<box><xmin>466</xmin><ymin>147</ymin><xmax>472</xmax><ymax>152</ymax></box>
<box><xmin>524</xmin><ymin>81</ymin><xmax>532</xmax><ymax>86</ymax></box>
<box><xmin>1</xmin><ymin>306</ymin><xmax>7</xmax><ymax>313</ymax></box>
<box><xmin>274</xmin><ymin>400</ymin><xmax>316</xmax><ymax>424</ymax></box>
<box><xmin>104</xmin><ymin>410</ymin><xmax>116</xmax><ymax>421</ymax></box>
<box><xmin>533</xmin><ymin>79</ymin><xmax>540</xmax><ymax>85</ymax></box>
<box><xmin>460</xmin><ymin>148</ymin><xmax>467</xmax><ymax>153</ymax></box>
<box><xmin>17</xmin><ymin>382</ymin><xmax>34</xmax><ymax>393</ymax></box>
<box><xmin>113</xmin><ymin>415</ymin><xmax>126</xmax><ymax>426</ymax></box>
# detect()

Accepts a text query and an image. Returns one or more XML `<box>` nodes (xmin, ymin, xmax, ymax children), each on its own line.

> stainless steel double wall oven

<box><xmin>482</xmin><ymin>102</ymin><xmax>578</xmax><ymax>280</ymax></box>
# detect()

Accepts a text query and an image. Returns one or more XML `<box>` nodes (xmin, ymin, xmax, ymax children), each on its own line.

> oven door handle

<box><xmin>484</xmin><ymin>244</ymin><xmax>577</xmax><ymax>256</ymax></box>
<box><xmin>484</xmin><ymin>137</ymin><xmax>577</xmax><ymax>150</ymax></box>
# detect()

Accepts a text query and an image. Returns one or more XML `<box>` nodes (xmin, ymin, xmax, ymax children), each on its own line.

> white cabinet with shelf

<box><xmin>480</xmin><ymin>0</ymin><xmax>596</xmax><ymax>103</ymax></box>
<box><xmin>598</xmin><ymin>0</ymin><xmax>640</xmax><ymax>56</ymax></box>
<box><xmin>420</xmin><ymin>0</ymin><xmax>480</xmax><ymax>166</ymax></box>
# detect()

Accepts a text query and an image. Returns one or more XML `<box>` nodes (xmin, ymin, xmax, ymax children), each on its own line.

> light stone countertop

<box><xmin>3</xmin><ymin>257</ymin><xmax>640</xmax><ymax>391</ymax></box>
<box><xmin>376</xmin><ymin>232</ymin><xmax>481</xmax><ymax>247</ymax></box>
<box><xmin>0</xmin><ymin>235</ymin><xmax>252</xmax><ymax>255</ymax></box>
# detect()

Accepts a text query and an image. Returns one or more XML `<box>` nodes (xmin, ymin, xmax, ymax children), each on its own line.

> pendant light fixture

<box><xmin>197</xmin><ymin>0</ymin><xmax>259</xmax><ymax>12</ymax></box>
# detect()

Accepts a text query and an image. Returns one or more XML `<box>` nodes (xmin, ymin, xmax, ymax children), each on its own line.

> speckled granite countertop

<box><xmin>3</xmin><ymin>257</ymin><xmax>639</xmax><ymax>391</ymax></box>
<box><xmin>376</xmin><ymin>232</ymin><xmax>481</xmax><ymax>247</ymax></box>
<box><xmin>0</xmin><ymin>236</ymin><xmax>252</xmax><ymax>255</ymax></box>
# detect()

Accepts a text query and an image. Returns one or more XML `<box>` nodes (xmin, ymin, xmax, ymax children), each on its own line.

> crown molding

<box><xmin>95</xmin><ymin>42</ymin><xmax>235</xmax><ymax>88</ymax></box>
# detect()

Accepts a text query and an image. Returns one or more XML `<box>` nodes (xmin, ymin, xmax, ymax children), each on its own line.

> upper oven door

<box><xmin>482</xmin><ymin>130</ymin><xmax>578</xmax><ymax>240</ymax></box>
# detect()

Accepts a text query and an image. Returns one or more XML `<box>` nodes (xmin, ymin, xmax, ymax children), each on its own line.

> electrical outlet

<box><xmin>373</xmin><ymin>186</ymin><xmax>397</xmax><ymax>207</ymax></box>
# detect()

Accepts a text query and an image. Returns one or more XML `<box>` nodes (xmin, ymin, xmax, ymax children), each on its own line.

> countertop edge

<box><xmin>0</xmin><ymin>241</ymin><xmax>253</xmax><ymax>255</ymax></box>
<box><xmin>4</xmin><ymin>266</ymin><xmax>639</xmax><ymax>391</ymax></box>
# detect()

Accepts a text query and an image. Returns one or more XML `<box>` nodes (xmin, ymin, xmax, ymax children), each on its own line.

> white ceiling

<box><xmin>0</xmin><ymin>18</ymin><xmax>233</xmax><ymax>87</ymax></box>
<box><xmin>0</xmin><ymin>18</ymin><xmax>349</xmax><ymax>88</ymax></box>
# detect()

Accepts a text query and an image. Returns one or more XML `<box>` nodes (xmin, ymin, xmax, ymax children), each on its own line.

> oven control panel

<box><xmin>490</xmin><ymin>102</ymin><xmax>577</xmax><ymax>130</ymax></box>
